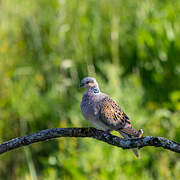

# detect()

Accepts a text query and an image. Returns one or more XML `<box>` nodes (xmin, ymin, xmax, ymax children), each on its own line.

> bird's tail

<box><xmin>118</xmin><ymin>131</ymin><xmax>140</xmax><ymax>158</ymax></box>
<box><xmin>132</xmin><ymin>148</ymin><xmax>140</xmax><ymax>158</ymax></box>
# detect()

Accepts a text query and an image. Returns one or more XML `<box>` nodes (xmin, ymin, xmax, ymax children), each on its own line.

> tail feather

<box><xmin>132</xmin><ymin>148</ymin><xmax>140</xmax><ymax>158</ymax></box>
<box><xmin>118</xmin><ymin>131</ymin><xmax>140</xmax><ymax>158</ymax></box>
<box><xmin>120</xmin><ymin>126</ymin><xmax>139</xmax><ymax>137</ymax></box>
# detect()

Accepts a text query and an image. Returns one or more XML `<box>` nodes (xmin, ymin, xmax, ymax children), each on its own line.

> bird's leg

<box><xmin>102</xmin><ymin>129</ymin><xmax>112</xmax><ymax>136</ymax></box>
<box><xmin>137</xmin><ymin>129</ymin><xmax>143</xmax><ymax>138</ymax></box>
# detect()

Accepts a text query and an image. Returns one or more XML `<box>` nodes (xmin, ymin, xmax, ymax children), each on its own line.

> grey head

<box><xmin>79</xmin><ymin>77</ymin><xmax>100</xmax><ymax>93</ymax></box>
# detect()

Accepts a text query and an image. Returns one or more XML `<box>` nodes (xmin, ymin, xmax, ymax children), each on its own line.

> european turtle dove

<box><xmin>79</xmin><ymin>77</ymin><xmax>143</xmax><ymax>157</ymax></box>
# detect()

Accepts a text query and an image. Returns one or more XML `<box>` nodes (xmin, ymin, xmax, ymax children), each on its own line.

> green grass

<box><xmin>0</xmin><ymin>0</ymin><xmax>180</xmax><ymax>179</ymax></box>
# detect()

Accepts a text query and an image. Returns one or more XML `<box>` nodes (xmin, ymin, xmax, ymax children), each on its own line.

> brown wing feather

<box><xmin>99</xmin><ymin>96</ymin><xmax>138</xmax><ymax>137</ymax></box>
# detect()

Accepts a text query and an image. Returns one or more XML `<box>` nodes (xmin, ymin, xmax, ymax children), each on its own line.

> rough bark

<box><xmin>0</xmin><ymin>127</ymin><xmax>180</xmax><ymax>155</ymax></box>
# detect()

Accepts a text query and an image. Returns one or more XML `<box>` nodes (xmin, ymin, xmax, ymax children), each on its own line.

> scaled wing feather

<box><xmin>99</xmin><ymin>97</ymin><xmax>138</xmax><ymax>137</ymax></box>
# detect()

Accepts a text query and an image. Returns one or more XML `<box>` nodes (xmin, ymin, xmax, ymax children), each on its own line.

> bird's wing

<box><xmin>99</xmin><ymin>96</ymin><xmax>138</xmax><ymax>137</ymax></box>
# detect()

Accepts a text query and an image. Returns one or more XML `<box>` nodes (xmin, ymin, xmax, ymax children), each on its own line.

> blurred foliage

<box><xmin>0</xmin><ymin>0</ymin><xmax>180</xmax><ymax>179</ymax></box>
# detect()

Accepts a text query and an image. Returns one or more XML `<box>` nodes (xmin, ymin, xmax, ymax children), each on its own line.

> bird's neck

<box><xmin>87</xmin><ymin>86</ymin><xmax>100</xmax><ymax>94</ymax></box>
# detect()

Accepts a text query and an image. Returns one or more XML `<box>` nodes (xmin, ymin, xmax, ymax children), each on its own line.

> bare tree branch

<box><xmin>0</xmin><ymin>127</ymin><xmax>180</xmax><ymax>155</ymax></box>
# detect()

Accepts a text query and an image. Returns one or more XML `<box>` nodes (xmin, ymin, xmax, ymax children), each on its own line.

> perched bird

<box><xmin>79</xmin><ymin>77</ymin><xmax>143</xmax><ymax>157</ymax></box>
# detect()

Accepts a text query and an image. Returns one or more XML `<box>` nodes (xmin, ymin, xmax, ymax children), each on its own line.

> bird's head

<box><xmin>79</xmin><ymin>77</ymin><xmax>99</xmax><ymax>90</ymax></box>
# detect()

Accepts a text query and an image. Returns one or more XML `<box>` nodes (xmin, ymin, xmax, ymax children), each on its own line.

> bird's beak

<box><xmin>78</xmin><ymin>83</ymin><xmax>85</xmax><ymax>88</ymax></box>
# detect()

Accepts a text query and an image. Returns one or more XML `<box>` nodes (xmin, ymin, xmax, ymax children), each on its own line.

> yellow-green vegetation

<box><xmin>0</xmin><ymin>0</ymin><xmax>180</xmax><ymax>179</ymax></box>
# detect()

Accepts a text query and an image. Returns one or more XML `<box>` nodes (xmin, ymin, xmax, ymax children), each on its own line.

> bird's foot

<box><xmin>102</xmin><ymin>129</ymin><xmax>112</xmax><ymax>136</ymax></box>
<box><xmin>137</xmin><ymin>129</ymin><xmax>143</xmax><ymax>138</ymax></box>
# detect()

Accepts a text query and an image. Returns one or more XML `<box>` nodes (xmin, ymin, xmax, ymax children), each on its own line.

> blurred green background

<box><xmin>0</xmin><ymin>0</ymin><xmax>180</xmax><ymax>179</ymax></box>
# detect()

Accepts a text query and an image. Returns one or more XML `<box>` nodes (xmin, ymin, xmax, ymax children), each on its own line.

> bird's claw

<box><xmin>102</xmin><ymin>129</ymin><xmax>111</xmax><ymax>136</ymax></box>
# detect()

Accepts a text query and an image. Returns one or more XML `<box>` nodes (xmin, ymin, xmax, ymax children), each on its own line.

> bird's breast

<box><xmin>81</xmin><ymin>94</ymin><xmax>100</xmax><ymax>120</ymax></box>
<box><xmin>80</xmin><ymin>92</ymin><xmax>109</xmax><ymax>130</ymax></box>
